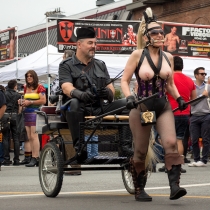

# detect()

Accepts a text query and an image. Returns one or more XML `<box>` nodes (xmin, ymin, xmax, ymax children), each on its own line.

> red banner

<box><xmin>57</xmin><ymin>19</ymin><xmax>139</xmax><ymax>54</ymax></box>
<box><xmin>0</xmin><ymin>28</ymin><xmax>16</xmax><ymax>62</ymax></box>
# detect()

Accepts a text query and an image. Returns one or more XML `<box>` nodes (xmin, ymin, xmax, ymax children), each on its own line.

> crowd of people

<box><xmin>1</xmin><ymin>6</ymin><xmax>210</xmax><ymax>204</ymax></box>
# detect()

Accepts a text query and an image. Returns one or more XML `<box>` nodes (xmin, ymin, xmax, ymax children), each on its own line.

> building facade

<box><xmin>2</xmin><ymin>0</ymin><xmax>210</xmax><ymax>62</ymax></box>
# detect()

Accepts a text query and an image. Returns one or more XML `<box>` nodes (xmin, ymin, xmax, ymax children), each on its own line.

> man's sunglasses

<box><xmin>198</xmin><ymin>73</ymin><xmax>207</xmax><ymax>76</ymax></box>
<box><xmin>149</xmin><ymin>29</ymin><xmax>164</xmax><ymax>36</ymax></box>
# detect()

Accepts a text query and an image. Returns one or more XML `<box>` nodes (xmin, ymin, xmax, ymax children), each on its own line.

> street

<box><xmin>0</xmin><ymin>157</ymin><xmax>210</xmax><ymax>210</ymax></box>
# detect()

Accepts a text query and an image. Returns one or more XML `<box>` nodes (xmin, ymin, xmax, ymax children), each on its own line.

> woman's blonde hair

<box><xmin>137</xmin><ymin>7</ymin><xmax>154</xmax><ymax>49</ymax></box>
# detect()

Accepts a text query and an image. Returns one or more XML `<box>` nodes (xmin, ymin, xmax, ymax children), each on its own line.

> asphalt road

<box><xmin>0</xmin><ymin>154</ymin><xmax>210</xmax><ymax>210</ymax></box>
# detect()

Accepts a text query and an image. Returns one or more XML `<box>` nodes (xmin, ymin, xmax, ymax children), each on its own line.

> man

<box><xmin>59</xmin><ymin>26</ymin><xmax>126</xmax><ymax>158</ymax></box>
<box><xmin>0</xmin><ymin>88</ymin><xmax>6</xmax><ymax>120</ymax></box>
<box><xmin>51</xmin><ymin>49</ymin><xmax>82</xmax><ymax>175</ymax></box>
<box><xmin>0</xmin><ymin>89</ymin><xmax>6</xmax><ymax>171</ymax></box>
<box><xmin>166</xmin><ymin>56</ymin><xmax>196</xmax><ymax>172</ymax></box>
<box><xmin>188</xmin><ymin>67</ymin><xmax>210</xmax><ymax>167</ymax></box>
<box><xmin>2</xmin><ymin>80</ymin><xmax>21</xmax><ymax>166</ymax></box>
<box><xmin>164</xmin><ymin>26</ymin><xmax>180</xmax><ymax>52</ymax></box>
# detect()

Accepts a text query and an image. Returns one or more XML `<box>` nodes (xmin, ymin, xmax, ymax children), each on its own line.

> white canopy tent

<box><xmin>0</xmin><ymin>45</ymin><xmax>62</xmax><ymax>84</ymax></box>
<box><xmin>0</xmin><ymin>44</ymin><xmax>210</xmax><ymax>85</ymax></box>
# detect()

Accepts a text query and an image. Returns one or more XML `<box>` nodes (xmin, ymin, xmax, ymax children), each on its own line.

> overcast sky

<box><xmin>0</xmin><ymin>0</ymin><xmax>121</xmax><ymax>31</ymax></box>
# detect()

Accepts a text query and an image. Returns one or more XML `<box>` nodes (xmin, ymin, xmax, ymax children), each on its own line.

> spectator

<box><xmin>188</xmin><ymin>67</ymin><xmax>210</xmax><ymax>167</ymax></box>
<box><xmin>2</xmin><ymin>80</ymin><xmax>21</xmax><ymax>166</ymax></box>
<box><xmin>18</xmin><ymin>70</ymin><xmax>46</xmax><ymax>167</ymax></box>
<box><xmin>0</xmin><ymin>86</ymin><xmax>6</xmax><ymax>118</ymax></box>
<box><xmin>158</xmin><ymin>56</ymin><xmax>196</xmax><ymax>173</ymax></box>
<box><xmin>0</xmin><ymin>85</ymin><xmax>6</xmax><ymax>168</ymax></box>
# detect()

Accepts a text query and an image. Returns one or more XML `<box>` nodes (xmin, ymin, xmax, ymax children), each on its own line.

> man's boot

<box><xmin>66</xmin><ymin>111</ymin><xmax>87</xmax><ymax>162</ymax></box>
<box><xmin>66</xmin><ymin>111</ymin><xmax>84</xmax><ymax>148</ymax></box>
<box><xmin>165</xmin><ymin>153</ymin><xmax>187</xmax><ymax>200</ymax></box>
<box><xmin>130</xmin><ymin>158</ymin><xmax>152</xmax><ymax>202</ymax></box>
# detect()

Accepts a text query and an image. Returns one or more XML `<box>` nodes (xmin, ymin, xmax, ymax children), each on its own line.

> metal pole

<box><xmin>46</xmin><ymin>17</ymin><xmax>50</xmax><ymax>104</ymax></box>
<box><xmin>85</xmin><ymin>93</ymin><xmax>159</xmax><ymax>124</ymax></box>
<box><xmin>15</xmin><ymin>26</ymin><xmax>18</xmax><ymax>80</ymax></box>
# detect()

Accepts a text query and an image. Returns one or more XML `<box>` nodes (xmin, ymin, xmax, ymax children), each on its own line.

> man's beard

<box><xmin>88</xmin><ymin>50</ymin><xmax>95</xmax><ymax>58</ymax></box>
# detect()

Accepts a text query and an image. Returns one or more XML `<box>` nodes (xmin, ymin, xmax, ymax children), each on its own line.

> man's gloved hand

<box><xmin>126</xmin><ymin>95</ymin><xmax>137</xmax><ymax>110</ymax></box>
<box><xmin>176</xmin><ymin>96</ymin><xmax>188</xmax><ymax>111</ymax></box>
<box><xmin>96</xmin><ymin>87</ymin><xmax>114</xmax><ymax>103</ymax></box>
<box><xmin>71</xmin><ymin>89</ymin><xmax>95</xmax><ymax>104</ymax></box>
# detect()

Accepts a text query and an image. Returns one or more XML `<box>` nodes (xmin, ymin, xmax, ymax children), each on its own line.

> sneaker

<box><xmin>193</xmin><ymin>161</ymin><xmax>207</xmax><ymax>167</ymax></box>
<box><xmin>188</xmin><ymin>162</ymin><xmax>197</xmax><ymax>167</ymax></box>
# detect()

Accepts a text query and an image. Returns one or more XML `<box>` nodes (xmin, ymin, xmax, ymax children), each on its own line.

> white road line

<box><xmin>1</xmin><ymin>183</ymin><xmax>210</xmax><ymax>198</ymax></box>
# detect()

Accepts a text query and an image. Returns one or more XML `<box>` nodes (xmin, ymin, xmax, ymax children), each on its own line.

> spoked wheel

<box><xmin>121</xmin><ymin>166</ymin><xmax>135</xmax><ymax>195</ymax></box>
<box><xmin>39</xmin><ymin>142</ymin><xmax>64</xmax><ymax>197</ymax></box>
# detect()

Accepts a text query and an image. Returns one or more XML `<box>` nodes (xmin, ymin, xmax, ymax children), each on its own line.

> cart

<box><xmin>37</xmin><ymin>94</ymin><xmax>159</xmax><ymax>197</ymax></box>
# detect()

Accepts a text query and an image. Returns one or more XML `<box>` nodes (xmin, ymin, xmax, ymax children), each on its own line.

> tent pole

<box><xmin>46</xmin><ymin>17</ymin><xmax>50</xmax><ymax>104</ymax></box>
<box><xmin>16</xmin><ymin>26</ymin><xmax>19</xmax><ymax>80</ymax></box>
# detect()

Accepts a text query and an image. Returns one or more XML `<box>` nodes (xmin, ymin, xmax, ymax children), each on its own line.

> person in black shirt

<box><xmin>0</xmin><ymin>87</ymin><xmax>6</xmax><ymax>119</ymax></box>
<box><xmin>2</xmin><ymin>80</ymin><xmax>21</xmax><ymax>166</ymax></box>
<box><xmin>0</xmin><ymin>88</ymin><xmax>6</xmax><ymax>170</ymax></box>
<box><xmin>59</xmin><ymin>27</ymin><xmax>126</xmax><ymax>152</ymax></box>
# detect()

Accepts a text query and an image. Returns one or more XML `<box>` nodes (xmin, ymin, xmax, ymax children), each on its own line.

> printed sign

<box><xmin>57</xmin><ymin>19</ymin><xmax>139</xmax><ymax>54</ymax></box>
<box><xmin>163</xmin><ymin>23</ymin><xmax>210</xmax><ymax>57</ymax></box>
<box><xmin>0</xmin><ymin>28</ymin><xmax>16</xmax><ymax>61</ymax></box>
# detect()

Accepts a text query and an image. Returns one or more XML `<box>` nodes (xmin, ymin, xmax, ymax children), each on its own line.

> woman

<box><xmin>19</xmin><ymin>70</ymin><xmax>46</xmax><ymax>167</ymax></box>
<box><xmin>121</xmin><ymin>7</ymin><xmax>187</xmax><ymax>202</ymax></box>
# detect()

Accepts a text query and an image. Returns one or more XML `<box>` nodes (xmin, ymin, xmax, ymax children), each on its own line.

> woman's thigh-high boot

<box><xmin>165</xmin><ymin>153</ymin><xmax>187</xmax><ymax>200</ymax></box>
<box><xmin>130</xmin><ymin>158</ymin><xmax>152</xmax><ymax>202</ymax></box>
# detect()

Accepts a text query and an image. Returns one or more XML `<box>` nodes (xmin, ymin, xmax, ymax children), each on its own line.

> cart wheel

<box><xmin>39</xmin><ymin>142</ymin><xmax>64</xmax><ymax>197</ymax></box>
<box><xmin>121</xmin><ymin>169</ymin><xmax>135</xmax><ymax>194</ymax></box>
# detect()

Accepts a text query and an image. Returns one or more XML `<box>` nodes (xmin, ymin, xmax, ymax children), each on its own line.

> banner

<box><xmin>57</xmin><ymin>19</ymin><xmax>139</xmax><ymax>54</ymax></box>
<box><xmin>0</xmin><ymin>28</ymin><xmax>16</xmax><ymax>62</ymax></box>
<box><xmin>163</xmin><ymin>22</ymin><xmax>210</xmax><ymax>57</ymax></box>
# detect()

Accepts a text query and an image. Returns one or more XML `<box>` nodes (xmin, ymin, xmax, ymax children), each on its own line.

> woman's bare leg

<box><xmin>25</xmin><ymin>126</ymin><xmax>40</xmax><ymax>157</ymax></box>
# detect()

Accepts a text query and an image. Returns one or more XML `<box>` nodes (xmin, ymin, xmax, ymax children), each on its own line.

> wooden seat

<box><xmin>85</xmin><ymin>115</ymin><xmax>129</xmax><ymax>121</ymax></box>
<box><xmin>36</xmin><ymin>107</ymin><xmax>129</xmax><ymax>136</ymax></box>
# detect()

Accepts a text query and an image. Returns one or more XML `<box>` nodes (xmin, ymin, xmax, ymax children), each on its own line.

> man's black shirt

<box><xmin>5</xmin><ymin>89</ymin><xmax>21</xmax><ymax>113</ymax></box>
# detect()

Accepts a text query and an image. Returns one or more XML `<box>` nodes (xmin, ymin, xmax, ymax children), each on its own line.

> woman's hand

<box><xmin>17</xmin><ymin>99</ymin><xmax>22</xmax><ymax>105</ymax></box>
<box><xmin>22</xmin><ymin>100</ymin><xmax>31</xmax><ymax>107</ymax></box>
